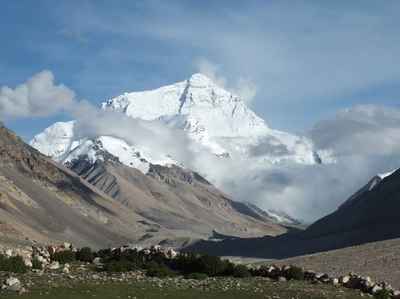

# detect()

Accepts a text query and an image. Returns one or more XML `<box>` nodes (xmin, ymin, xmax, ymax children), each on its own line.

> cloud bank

<box><xmin>0</xmin><ymin>71</ymin><xmax>76</xmax><ymax>121</ymax></box>
<box><xmin>5</xmin><ymin>71</ymin><xmax>400</xmax><ymax>223</ymax></box>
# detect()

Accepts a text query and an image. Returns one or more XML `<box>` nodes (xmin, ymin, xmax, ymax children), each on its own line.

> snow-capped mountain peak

<box><xmin>97</xmin><ymin>73</ymin><xmax>320</xmax><ymax>164</ymax></box>
<box><xmin>100</xmin><ymin>73</ymin><xmax>268</xmax><ymax>138</ymax></box>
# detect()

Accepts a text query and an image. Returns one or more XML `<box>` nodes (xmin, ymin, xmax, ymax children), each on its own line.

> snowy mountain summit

<box><xmin>29</xmin><ymin>73</ymin><xmax>318</xmax><ymax>225</ymax></box>
<box><xmin>100</xmin><ymin>73</ymin><xmax>319</xmax><ymax>164</ymax></box>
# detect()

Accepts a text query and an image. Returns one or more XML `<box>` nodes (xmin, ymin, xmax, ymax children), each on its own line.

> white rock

<box><xmin>329</xmin><ymin>277</ymin><xmax>339</xmax><ymax>285</ymax></box>
<box><xmin>371</xmin><ymin>285</ymin><xmax>382</xmax><ymax>295</ymax></box>
<box><xmin>6</xmin><ymin>277</ymin><xmax>20</xmax><ymax>286</ymax></box>
<box><xmin>24</xmin><ymin>259</ymin><xmax>33</xmax><ymax>267</ymax></box>
<box><xmin>339</xmin><ymin>276</ymin><xmax>350</xmax><ymax>284</ymax></box>
<box><xmin>49</xmin><ymin>261</ymin><xmax>60</xmax><ymax>270</ymax></box>
<box><xmin>62</xmin><ymin>267</ymin><xmax>69</xmax><ymax>274</ymax></box>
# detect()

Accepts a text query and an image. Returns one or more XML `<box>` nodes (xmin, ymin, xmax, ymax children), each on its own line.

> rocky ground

<box><xmin>1</xmin><ymin>266</ymin><xmax>366</xmax><ymax>299</ymax></box>
<box><xmin>271</xmin><ymin>238</ymin><xmax>400</xmax><ymax>289</ymax></box>
<box><xmin>1</xmin><ymin>243</ymin><xmax>399</xmax><ymax>298</ymax></box>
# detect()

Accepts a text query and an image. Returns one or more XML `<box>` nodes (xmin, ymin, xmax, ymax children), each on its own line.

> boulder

<box><xmin>6</xmin><ymin>277</ymin><xmax>20</xmax><ymax>286</ymax></box>
<box><xmin>277</xmin><ymin>277</ymin><xmax>287</xmax><ymax>282</ymax></box>
<box><xmin>7</xmin><ymin>283</ymin><xmax>21</xmax><ymax>292</ymax></box>
<box><xmin>47</xmin><ymin>246</ymin><xmax>56</xmax><ymax>255</ymax></box>
<box><xmin>363</xmin><ymin>280</ymin><xmax>375</xmax><ymax>288</ymax></box>
<box><xmin>152</xmin><ymin>245</ymin><xmax>161</xmax><ymax>251</ymax></box>
<box><xmin>168</xmin><ymin>249</ymin><xmax>177</xmax><ymax>259</ymax></box>
<box><xmin>24</xmin><ymin>258</ymin><xmax>33</xmax><ymax>267</ymax></box>
<box><xmin>329</xmin><ymin>277</ymin><xmax>339</xmax><ymax>285</ymax></box>
<box><xmin>62</xmin><ymin>242</ymin><xmax>71</xmax><ymax>249</ymax></box>
<box><xmin>392</xmin><ymin>290</ymin><xmax>400</xmax><ymax>298</ymax></box>
<box><xmin>92</xmin><ymin>257</ymin><xmax>101</xmax><ymax>264</ymax></box>
<box><xmin>371</xmin><ymin>285</ymin><xmax>382</xmax><ymax>295</ymax></box>
<box><xmin>339</xmin><ymin>276</ymin><xmax>350</xmax><ymax>284</ymax></box>
<box><xmin>62</xmin><ymin>267</ymin><xmax>70</xmax><ymax>275</ymax></box>
<box><xmin>49</xmin><ymin>261</ymin><xmax>60</xmax><ymax>270</ymax></box>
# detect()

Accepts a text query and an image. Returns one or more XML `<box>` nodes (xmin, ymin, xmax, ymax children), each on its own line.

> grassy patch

<box><xmin>2</xmin><ymin>278</ymin><xmax>366</xmax><ymax>299</ymax></box>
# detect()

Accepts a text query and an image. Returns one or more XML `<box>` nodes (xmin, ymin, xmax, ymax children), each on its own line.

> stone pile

<box><xmin>304</xmin><ymin>270</ymin><xmax>400</xmax><ymax>298</ymax></box>
<box><xmin>118</xmin><ymin>244</ymin><xmax>178</xmax><ymax>260</ymax></box>
<box><xmin>0</xmin><ymin>242</ymin><xmax>75</xmax><ymax>270</ymax></box>
<box><xmin>248</xmin><ymin>265</ymin><xmax>400</xmax><ymax>298</ymax></box>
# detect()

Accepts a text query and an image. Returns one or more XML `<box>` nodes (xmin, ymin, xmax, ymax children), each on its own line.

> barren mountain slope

<box><xmin>66</xmin><ymin>148</ymin><xmax>292</xmax><ymax>239</ymax></box>
<box><xmin>0</xmin><ymin>122</ymin><xmax>293</xmax><ymax>251</ymax></box>
<box><xmin>0</xmin><ymin>122</ymin><xmax>182</xmax><ymax>248</ymax></box>
<box><xmin>185</xmin><ymin>169</ymin><xmax>400</xmax><ymax>258</ymax></box>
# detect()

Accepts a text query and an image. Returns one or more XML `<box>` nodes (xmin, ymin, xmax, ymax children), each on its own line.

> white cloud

<box><xmin>0</xmin><ymin>71</ymin><xmax>76</xmax><ymax>121</ymax></box>
<box><xmin>196</xmin><ymin>57</ymin><xmax>258</xmax><ymax>104</ymax></box>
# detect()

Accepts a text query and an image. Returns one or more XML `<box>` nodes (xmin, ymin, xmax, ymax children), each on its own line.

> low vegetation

<box><xmin>375</xmin><ymin>289</ymin><xmax>391</xmax><ymax>299</ymax></box>
<box><xmin>0</xmin><ymin>254</ymin><xmax>26</xmax><ymax>273</ymax></box>
<box><xmin>284</xmin><ymin>264</ymin><xmax>305</xmax><ymax>280</ymax></box>
<box><xmin>51</xmin><ymin>251</ymin><xmax>76</xmax><ymax>264</ymax></box>
<box><xmin>76</xmin><ymin>247</ymin><xmax>96</xmax><ymax>263</ymax></box>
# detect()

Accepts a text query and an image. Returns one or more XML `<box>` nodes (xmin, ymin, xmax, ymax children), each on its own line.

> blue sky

<box><xmin>1</xmin><ymin>0</ymin><xmax>400</xmax><ymax>141</ymax></box>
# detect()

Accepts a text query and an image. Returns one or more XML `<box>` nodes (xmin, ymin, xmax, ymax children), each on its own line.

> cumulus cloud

<box><xmin>0</xmin><ymin>71</ymin><xmax>76</xmax><ymax>121</ymax></box>
<box><xmin>196</xmin><ymin>57</ymin><xmax>258</xmax><ymax>104</ymax></box>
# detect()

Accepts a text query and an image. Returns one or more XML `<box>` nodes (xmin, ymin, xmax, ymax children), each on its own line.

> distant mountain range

<box><xmin>30</xmin><ymin>73</ymin><xmax>326</xmax><ymax>223</ymax></box>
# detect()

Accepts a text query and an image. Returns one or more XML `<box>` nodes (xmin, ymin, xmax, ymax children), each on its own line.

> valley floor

<box><xmin>250</xmin><ymin>238</ymin><xmax>400</xmax><ymax>290</ymax></box>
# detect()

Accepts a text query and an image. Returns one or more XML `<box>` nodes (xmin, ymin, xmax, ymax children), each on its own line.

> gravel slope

<box><xmin>273</xmin><ymin>238</ymin><xmax>400</xmax><ymax>289</ymax></box>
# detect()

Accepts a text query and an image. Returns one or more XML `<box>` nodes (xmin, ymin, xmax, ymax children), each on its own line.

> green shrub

<box><xmin>146</xmin><ymin>261</ymin><xmax>176</xmax><ymax>278</ymax></box>
<box><xmin>77</xmin><ymin>247</ymin><xmax>95</xmax><ymax>263</ymax></box>
<box><xmin>196</xmin><ymin>254</ymin><xmax>226</xmax><ymax>276</ymax></box>
<box><xmin>222</xmin><ymin>260</ymin><xmax>236</xmax><ymax>276</ymax></box>
<box><xmin>375</xmin><ymin>289</ymin><xmax>390</xmax><ymax>299</ymax></box>
<box><xmin>187</xmin><ymin>272</ymin><xmax>208</xmax><ymax>280</ymax></box>
<box><xmin>31</xmin><ymin>259</ymin><xmax>43</xmax><ymax>270</ymax></box>
<box><xmin>284</xmin><ymin>265</ymin><xmax>304</xmax><ymax>281</ymax></box>
<box><xmin>0</xmin><ymin>256</ymin><xmax>27</xmax><ymax>273</ymax></box>
<box><xmin>52</xmin><ymin>250</ymin><xmax>76</xmax><ymax>264</ymax></box>
<box><xmin>105</xmin><ymin>260</ymin><xmax>139</xmax><ymax>273</ymax></box>
<box><xmin>99</xmin><ymin>249</ymin><xmax>144</xmax><ymax>265</ymax></box>
<box><xmin>175</xmin><ymin>252</ymin><xmax>199</xmax><ymax>273</ymax></box>
<box><xmin>257</xmin><ymin>265</ymin><xmax>270</xmax><ymax>277</ymax></box>
<box><xmin>232</xmin><ymin>264</ymin><xmax>251</xmax><ymax>278</ymax></box>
